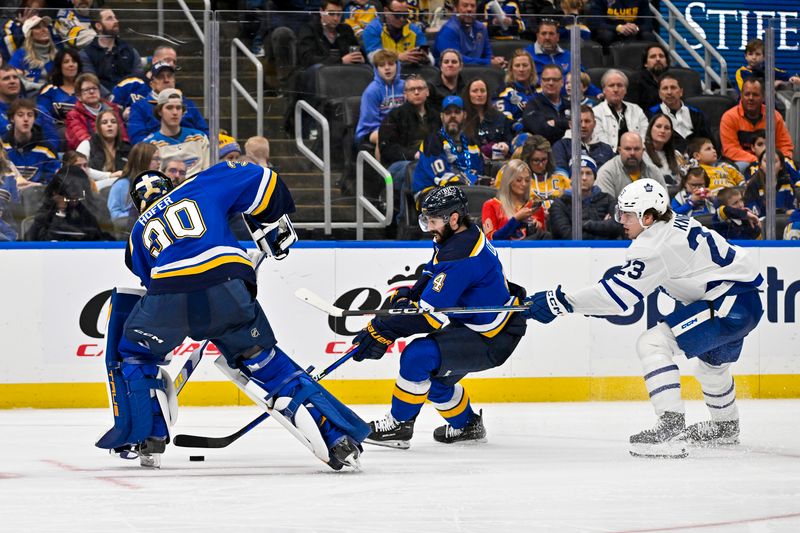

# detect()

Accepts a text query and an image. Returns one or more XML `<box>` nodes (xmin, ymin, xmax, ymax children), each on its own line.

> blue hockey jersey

<box><xmin>126</xmin><ymin>161</ymin><xmax>295</xmax><ymax>294</ymax></box>
<box><xmin>37</xmin><ymin>84</ymin><xmax>78</xmax><ymax>124</ymax></box>
<box><xmin>110</xmin><ymin>76</ymin><xmax>150</xmax><ymax>110</ymax></box>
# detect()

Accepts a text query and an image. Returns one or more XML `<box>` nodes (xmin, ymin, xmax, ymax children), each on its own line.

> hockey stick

<box><xmin>295</xmin><ymin>287</ymin><xmax>532</xmax><ymax>318</ymax></box>
<box><xmin>173</xmin><ymin>340</ymin><xmax>209</xmax><ymax>395</ymax></box>
<box><xmin>172</xmin><ymin>346</ymin><xmax>358</xmax><ymax>449</ymax></box>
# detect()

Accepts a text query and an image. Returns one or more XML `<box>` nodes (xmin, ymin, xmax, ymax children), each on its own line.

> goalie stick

<box><xmin>295</xmin><ymin>287</ymin><xmax>532</xmax><ymax>318</ymax></box>
<box><xmin>172</xmin><ymin>346</ymin><xmax>358</xmax><ymax>449</ymax></box>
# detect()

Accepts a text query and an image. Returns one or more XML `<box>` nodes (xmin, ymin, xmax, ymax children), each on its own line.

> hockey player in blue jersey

<box><xmin>96</xmin><ymin>161</ymin><xmax>369</xmax><ymax>469</ymax></box>
<box><xmin>523</xmin><ymin>179</ymin><xmax>764</xmax><ymax>458</ymax></box>
<box><xmin>353</xmin><ymin>186</ymin><xmax>527</xmax><ymax>448</ymax></box>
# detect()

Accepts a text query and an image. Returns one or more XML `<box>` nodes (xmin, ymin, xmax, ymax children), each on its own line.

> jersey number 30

<box><xmin>142</xmin><ymin>199</ymin><xmax>207</xmax><ymax>258</ymax></box>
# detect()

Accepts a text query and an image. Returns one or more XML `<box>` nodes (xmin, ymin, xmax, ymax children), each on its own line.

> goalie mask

<box><xmin>131</xmin><ymin>170</ymin><xmax>174</xmax><ymax>213</ymax></box>
<box><xmin>615</xmin><ymin>178</ymin><xmax>668</xmax><ymax>226</ymax></box>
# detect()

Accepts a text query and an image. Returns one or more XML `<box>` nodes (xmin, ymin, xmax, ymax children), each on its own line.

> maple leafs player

<box><xmin>96</xmin><ymin>162</ymin><xmax>369</xmax><ymax>469</ymax></box>
<box><xmin>352</xmin><ymin>186</ymin><xmax>528</xmax><ymax>448</ymax></box>
<box><xmin>523</xmin><ymin>179</ymin><xmax>763</xmax><ymax>458</ymax></box>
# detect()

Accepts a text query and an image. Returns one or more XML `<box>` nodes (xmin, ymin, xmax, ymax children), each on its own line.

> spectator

<box><xmin>463</xmin><ymin>77</ymin><xmax>513</xmax><ymax>159</ymax></box>
<box><xmin>65</xmin><ymin>72</ymin><xmax>128</xmax><ymax>151</ymax></box>
<box><xmin>412</xmin><ymin>95</ymin><xmax>484</xmax><ymax>193</ymax></box>
<box><xmin>297</xmin><ymin>1</ymin><xmax>363</xmax><ymax>70</ymax></box>
<box><xmin>428</xmin><ymin>48</ymin><xmax>465</xmax><ymax>110</ymax></box>
<box><xmin>549</xmin><ymin>155</ymin><xmax>623</xmax><ymax>240</ymax></box>
<box><xmin>643</xmin><ymin>113</ymin><xmax>682</xmax><ymax>185</ymax></box>
<box><xmin>110</xmin><ymin>45</ymin><xmax>178</xmax><ymax>112</ymax></box>
<box><xmin>433</xmin><ymin>0</ymin><xmax>506</xmax><ymax>67</ymax></box>
<box><xmin>127</xmin><ymin>61</ymin><xmax>207</xmax><ymax>144</ymax></box>
<box><xmin>511</xmin><ymin>134</ymin><xmax>570</xmax><ymax>211</ymax></box>
<box><xmin>142</xmin><ymin>88</ymin><xmax>210</xmax><ymax>176</ymax></box>
<box><xmin>525</xmin><ymin>18</ymin><xmax>572</xmax><ymax>79</ymax></box>
<box><xmin>686</xmin><ymin>137</ymin><xmax>744</xmax><ymax>194</ymax></box>
<box><xmin>647</xmin><ymin>73</ymin><xmax>712</xmax><ymax>154</ymax></box>
<box><xmin>0</xmin><ymin>0</ymin><xmax>44</xmax><ymax>63</ymax></box>
<box><xmin>219</xmin><ymin>133</ymin><xmax>242</xmax><ymax>162</ymax></box>
<box><xmin>589</xmin><ymin>0</ymin><xmax>656</xmax><ymax>51</ymax></box>
<box><xmin>784</xmin><ymin>199</ymin><xmax>800</xmax><ymax>240</ymax></box>
<box><xmin>244</xmin><ymin>135</ymin><xmax>270</xmax><ymax>167</ymax></box>
<box><xmin>0</xmin><ymin>148</ymin><xmax>21</xmax><ymax>241</ymax></box>
<box><xmin>481</xmin><ymin>0</ymin><xmax>526</xmax><ymax>40</ymax></box>
<box><xmin>744</xmin><ymin>149</ymin><xmax>798</xmax><ymax>217</ymax></box>
<box><xmin>628</xmin><ymin>43</ymin><xmax>670</xmax><ymax>111</ymax></box>
<box><xmin>671</xmin><ymin>166</ymin><xmax>715</xmax><ymax>217</ymax></box>
<box><xmin>552</xmin><ymin>104</ymin><xmax>615</xmax><ymax>174</ymax></box>
<box><xmin>595</xmin><ymin>131</ymin><xmax>665</xmax><ymax>197</ymax></box>
<box><xmin>720</xmin><ymin>78</ymin><xmax>794</xmax><ymax>170</ymax></box>
<box><xmin>0</xmin><ymin>65</ymin><xmax>23</xmax><ymax>134</ymax></box>
<box><xmin>107</xmin><ymin>142</ymin><xmax>159</xmax><ymax>238</ymax></box>
<box><xmin>379</xmin><ymin>74</ymin><xmax>439</xmax><ymax>186</ymax></box>
<box><xmin>79</xmin><ymin>9</ymin><xmax>143</xmax><ymax>93</ymax></box>
<box><xmin>362</xmin><ymin>1</ymin><xmax>430</xmax><ymax>65</ymax></box>
<box><xmin>161</xmin><ymin>155</ymin><xmax>188</xmax><ymax>186</ymax></box>
<box><xmin>28</xmin><ymin>163</ymin><xmax>113</xmax><ymax>241</ymax></box>
<box><xmin>592</xmin><ymin>69</ymin><xmax>648</xmax><ymax>151</ymax></box>
<box><xmin>566</xmin><ymin>71</ymin><xmax>598</xmax><ymax>107</ymax></box>
<box><xmin>75</xmin><ymin>108</ymin><xmax>131</xmax><ymax>190</ymax></box>
<box><xmin>558</xmin><ymin>0</ymin><xmax>591</xmax><ymax>41</ymax></box>
<box><xmin>9</xmin><ymin>15</ymin><xmax>56</xmax><ymax>96</ymax></box>
<box><xmin>482</xmin><ymin>159</ymin><xmax>546</xmax><ymax>240</ymax></box>
<box><xmin>2</xmin><ymin>98</ymin><xmax>59</xmax><ymax>184</ymax></box>
<box><xmin>54</xmin><ymin>0</ymin><xmax>97</xmax><ymax>49</ymax></box>
<box><xmin>742</xmin><ymin>129</ymin><xmax>800</xmax><ymax>185</ymax></box>
<box><xmin>37</xmin><ymin>48</ymin><xmax>82</xmax><ymax>131</ymax></box>
<box><xmin>712</xmin><ymin>187</ymin><xmax>761</xmax><ymax>239</ymax></box>
<box><xmin>344</xmin><ymin>0</ymin><xmax>380</xmax><ymax>38</ymax></box>
<box><xmin>521</xmin><ymin>63</ymin><xmax>570</xmax><ymax>144</ymax></box>
<box><xmin>496</xmin><ymin>48</ymin><xmax>537</xmax><ymax>134</ymax></box>
<box><xmin>355</xmin><ymin>49</ymin><xmax>405</xmax><ymax>146</ymax></box>
<box><xmin>735</xmin><ymin>38</ymin><xmax>800</xmax><ymax>94</ymax></box>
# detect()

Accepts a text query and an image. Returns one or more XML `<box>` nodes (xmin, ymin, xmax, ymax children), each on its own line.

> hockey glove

<box><xmin>352</xmin><ymin>320</ymin><xmax>397</xmax><ymax>361</ymax></box>
<box><xmin>389</xmin><ymin>286</ymin><xmax>415</xmax><ymax>307</ymax></box>
<box><xmin>523</xmin><ymin>285</ymin><xmax>573</xmax><ymax>324</ymax></box>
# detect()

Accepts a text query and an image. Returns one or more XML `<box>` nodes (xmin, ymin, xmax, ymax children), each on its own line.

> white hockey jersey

<box><xmin>568</xmin><ymin>214</ymin><xmax>762</xmax><ymax>315</ymax></box>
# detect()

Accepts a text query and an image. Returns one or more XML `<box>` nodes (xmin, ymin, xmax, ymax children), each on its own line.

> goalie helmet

<box><xmin>419</xmin><ymin>186</ymin><xmax>469</xmax><ymax>230</ymax></box>
<box><xmin>130</xmin><ymin>170</ymin><xmax>174</xmax><ymax>213</ymax></box>
<box><xmin>615</xmin><ymin>178</ymin><xmax>668</xmax><ymax>226</ymax></box>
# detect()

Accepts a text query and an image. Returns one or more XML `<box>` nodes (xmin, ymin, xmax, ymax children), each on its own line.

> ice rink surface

<box><xmin>1</xmin><ymin>400</ymin><xmax>799</xmax><ymax>533</ymax></box>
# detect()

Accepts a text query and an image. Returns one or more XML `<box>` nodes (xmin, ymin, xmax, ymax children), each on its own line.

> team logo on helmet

<box><xmin>644</xmin><ymin>183</ymin><xmax>653</xmax><ymax>192</ymax></box>
<box><xmin>131</xmin><ymin>170</ymin><xmax>174</xmax><ymax>213</ymax></box>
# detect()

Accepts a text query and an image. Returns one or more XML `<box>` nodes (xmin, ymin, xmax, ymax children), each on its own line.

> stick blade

<box><xmin>173</xmin><ymin>433</ymin><xmax>232</xmax><ymax>449</ymax></box>
<box><xmin>294</xmin><ymin>288</ymin><xmax>343</xmax><ymax>317</ymax></box>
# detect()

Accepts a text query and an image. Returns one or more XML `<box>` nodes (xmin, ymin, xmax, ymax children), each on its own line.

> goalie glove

<box><xmin>243</xmin><ymin>213</ymin><xmax>298</xmax><ymax>261</ymax></box>
<box><xmin>522</xmin><ymin>285</ymin><xmax>573</xmax><ymax>324</ymax></box>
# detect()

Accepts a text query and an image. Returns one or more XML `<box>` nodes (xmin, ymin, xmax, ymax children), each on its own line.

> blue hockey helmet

<box><xmin>130</xmin><ymin>170</ymin><xmax>174</xmax><ymax>213</ymax></box>
<box><xmin>419</xmin><ymin>186</ymin><xmax>469</xmax><ymax>231</ymax></box>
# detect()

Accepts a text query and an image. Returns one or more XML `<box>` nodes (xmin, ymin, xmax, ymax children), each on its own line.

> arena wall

<box><xmin>1</xmin><ymin>241</ymin><xmax>798</xmax><ymax>408</ymax></box>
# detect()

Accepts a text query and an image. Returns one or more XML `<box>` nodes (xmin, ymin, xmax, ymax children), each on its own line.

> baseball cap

<box><xmin>22</xmin><ymin>15</ymin><xmax>52</xmax><ymax>37</ymax></box>
<box><xmin>151</xmin><ymin>61</ymin><xmax>176</xmax><ymax>77</ymax></box>
<box><xmin>156</xmin><ymin>88</ymin><xmax>183</xmax><ymax>106</ymax></box>
<box><xmin>441</xmin><ymin>95</ymin><xmax>464</xmax><ymax>111</ymax></box>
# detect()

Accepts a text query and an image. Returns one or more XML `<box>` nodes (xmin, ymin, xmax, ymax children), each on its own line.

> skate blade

<box><xmin>364</xmin><ymin>438</ymin><xmax>411</xmax><ymax>450</ymax></box>
<box><xmin>435</xmin><ymin>437</ymin><xmax>488</xmax><ymax>445</ymax></box>
<box><xmin>680</xmin><ymin>436</ymin><xmax>740</xmax><ymax>448</ymax></box>
<box><xmin>629</xmin><ymin>442</ymin><xmax>687</xmax><ymax>459</ymax></box>
<box><xmin>139</xmin><ymin>454</ymin><xmax>162</xmax><ymax>468</ymax></box>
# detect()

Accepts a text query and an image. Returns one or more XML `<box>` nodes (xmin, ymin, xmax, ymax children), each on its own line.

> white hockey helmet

<box><xmin>615</xmin><ymin>178</ymin><xmax>669</xmax><ymax>226</ymax></box>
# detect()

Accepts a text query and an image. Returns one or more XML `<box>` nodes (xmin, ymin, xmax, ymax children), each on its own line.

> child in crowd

<box><xmin>671</xmin><ymin>166</ymin><xmax>715</xmax><ymax>217</ymax></box>
<box><xmin>344</xmin><ymin>0</ymin><xmax>380</xmax><ymax>38</ymax></box>
<box><xmin>744</xmin><ymin>129</ymin><xmax>800</xmax><ymax>184</ymax></box>
<box><xmin>355</xmin><ymin>49</ymin><xmax>405</xmax><ymax>146</ymax></box>
<box><xmin>744</xmin><ymin>149</ymin><xmax>798</xmax><ymax>216</ymax></box>
<box><xmin>712</xmin><ymin>187</ymin><xmax>761</xmax><ymax>240</ymax></box>
<box><xmin>735</xmin><ymin>38</ymin><xmax>800</xmax><ymax>93</ymax></box>
<box><xmin>565</xmin><ymin>71</ymin><xmax>597</xmax><ymax>107</ymax></box>
<box><xmin>687</xmin><ymin>137</ymin><xmax>744</xmax><ymax>194</ymax></box>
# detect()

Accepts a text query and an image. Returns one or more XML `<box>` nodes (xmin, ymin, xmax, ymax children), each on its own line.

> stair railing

<box><xmin>230</xmin><ymin>38</ymin><xmax>264</xmax><ymax>139</ymax></box>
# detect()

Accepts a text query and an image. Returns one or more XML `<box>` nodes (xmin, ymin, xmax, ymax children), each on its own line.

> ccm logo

<box><xmin>681</xmin><ymin>318</ymin><xmax>698</xmax><ymax>330</ymax></box>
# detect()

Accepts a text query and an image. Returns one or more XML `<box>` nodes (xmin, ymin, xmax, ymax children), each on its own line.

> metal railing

<box><xmin>295</xmin><ymin>100</ymin><xmax>333</xmax><ymax>234</ymax></box>
<box><xmin>652</xmin><ymin>1</ymin><xmax>727</xmax><ymax>94</ymax></box>
<box><xmin>230</xmin><ymin>38</ymin><xmax>264</xmax><ymax>139</ymax></box>
<box><xmin>355</xmin><ymin>152</ymin><xmax>393</xmax><ymax>240</ymax></box>
<box><xmin>157</xmin><ymin>1</ymin><xmax>211</xmax><ymax>116</ymax></box>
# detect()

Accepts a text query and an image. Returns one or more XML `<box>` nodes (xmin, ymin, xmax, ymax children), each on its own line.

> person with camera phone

<box><xmin>481</xmin><ymin>159</ymin><xmax>548</xmax><ymax>240</ymax></box>
<box><xmin>361</xmin><ymin>0</ymin><xmax>430</xmax><ymax>64</ymax></box>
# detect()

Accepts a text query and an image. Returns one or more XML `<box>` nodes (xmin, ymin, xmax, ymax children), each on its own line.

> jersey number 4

<box><xmin>142</xmin><ymin>199</ymin><xmax>207</xmax><ymax>258</ymax></box>
<box><xmin>687</xmin><ymin>226</ymin><xmax>735</xmax><ymax>267</ymax></box>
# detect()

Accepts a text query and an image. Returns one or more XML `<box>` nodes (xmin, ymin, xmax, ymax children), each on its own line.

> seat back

<box><xmin>316</xmin><ymin>65</ymin><xmax>374</xmax><ymax>100</ymax></box>
<box><xmin>490</xmin><ymin>40</ymin><xmax>533</xmax><ymax>63</ymax></box>
<box><xmin>19</xmin><ymin>215</ymin><xmax>36</xmax><ymax>241</ymax></box>
<box><xmin>668</xmin><ymin>67</ymin><xmax>702</xmax><ymax>99</ymax></box>
<box><xmin>579</xmin><ymin>40</ymin><xmax>605</xmax><ymax>69</ymax></box>
<box><xmin>609</xmin><ymin>42</ymin><xmax>654</xmax><ymax>71</ymax></box>
<box><xmin>586</xmin><ymin>66</ymin><xmax>633</xmax><ymax>91</ymax></box>
<box><xmin>462</xmin><ymin>65</ymin><xmax>506</xmax><ymax>98</ymax></box>
<box><xmin>684</xmin><ymin>95</ymin><xmax>737</xmax><ymax>148</ymax></box>
<box><xmin>460</xmin><ymin>185</ymin><xmax>498</xmax><ymax>223</ymax></box>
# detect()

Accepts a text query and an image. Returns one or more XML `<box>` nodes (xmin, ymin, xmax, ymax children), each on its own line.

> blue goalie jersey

<box><xmin>126</xmin><ymin>161</ymin><xmax>295</xmax><ymax>294</ymax></box>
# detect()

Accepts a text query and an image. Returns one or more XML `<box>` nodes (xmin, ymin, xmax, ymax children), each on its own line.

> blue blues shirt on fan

<box><xmin>37</xmin><ymin>83</ymin><xmax>78</xmax><ymax>125</ymax></box>
<box><xmin>126</xmin><ymin>161</ymin><xmax>295</xmax><ymax>294</ymax></box>
<box><xmin>2</xmin><ymin>126</ymin><xmax>61</xmax><ymax>184</ymax></box>
<box><xmin>127</xmin><ymin>90</ymin><xmax>209</xmax><ymax>144</ymax></box>
<box><xmin>412</xmin><ymin>128</ymin><xmax>484</xmax><ymax>194</ymax></box>
<box><xmin>109</xmin><ymin>76</ymin><xmax>150</xmax><ymax>110</ymax></box>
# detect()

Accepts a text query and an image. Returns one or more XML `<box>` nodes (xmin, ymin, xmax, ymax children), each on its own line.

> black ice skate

<box><xmin>364</xmin><ymin>413</ymin><xmax>415</xmax><ymax>449</ymax></box>
<box><xmin>678</xmin><ymin>419</ymin><xmax>740</xmax><ymax>447</ymax></box>
<box><xmin>326</xmin><ymin>436</ymin><xmax>363</xmax><ymax>471</ymax></box>
<box><xmin>629</xmin><ymin>411</ymin><xmax>687</xmax><ymax>459</ymax></box>
<box><xmin>433</xmin><ymin>410</ymin><xmax>487</xmax><ymax>444</ymax></box>
<box><xmin>138</xmin><ymin>437</ymin><xmax>166</xmax><ymax>468</ymax></box>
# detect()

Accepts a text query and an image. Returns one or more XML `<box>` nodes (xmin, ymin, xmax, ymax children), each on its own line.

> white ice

<box><xmin>1</xmin><ymin>400</ymin><xmax>799</xmax><ymax>533</ymax></box>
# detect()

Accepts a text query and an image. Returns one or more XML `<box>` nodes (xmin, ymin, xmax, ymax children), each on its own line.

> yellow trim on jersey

<box><xmin>423</xmin><ymin>312</ymin><xmax>444</xmax><ymax>329</ymax></box>
<box><xmin>32</xmin><ymin>146</ymin><xmax>56</xmax><ymax>159</ymax></box>
<box><xmin>116</xmin><ymin>76</ymin><xmax>143</xmax><ymax>87</ymax></box>
<box><xmin>469</xmin><ymin>230</ymin><xmax>486</xmax><ymax>257</ymax></box>
<box><xmin>436</xmin><ymin>390</ymin><xmax>469</xmax><ymax>418</ymax></box>
<box><xmin>393</xmin><ymin>385</ymin><xmax>428</xmax><ymax>405</ymax></box>
<box><xmin>150</xmin><ymin>254</ymin><xmax>252</xmax><ymax>279</ymax></box>
<box><xmin>251</xmin><ymin>170</ymin><xmax>278</xmax><ymax>216</ymax></box>
<box><xmin>475</xmin><ymin>296</ymin><xmax>518</xmax><ymax>338</ymax></box>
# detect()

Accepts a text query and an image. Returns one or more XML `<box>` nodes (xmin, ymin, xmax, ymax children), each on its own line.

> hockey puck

<box><xmin>189</xmin><ymin>455</ymin><xmax>205</xmax><ymax>462</ymax></box>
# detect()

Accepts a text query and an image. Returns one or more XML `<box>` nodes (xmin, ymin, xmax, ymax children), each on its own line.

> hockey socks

<box><xmin>430</xmin><ymin>383</ymin><xmax>475</xmax><ymax>430</ymax></box>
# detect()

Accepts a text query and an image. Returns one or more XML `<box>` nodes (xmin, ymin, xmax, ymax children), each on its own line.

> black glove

<box><xmin>352</xmin><ymin>319</ymin><xmax>397</xmax><ymax>361</ymax></box>
<box><xmin>389</xmin><ymin>286</ymin><xmax>415</xmax><ymax>307</ymax></box>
